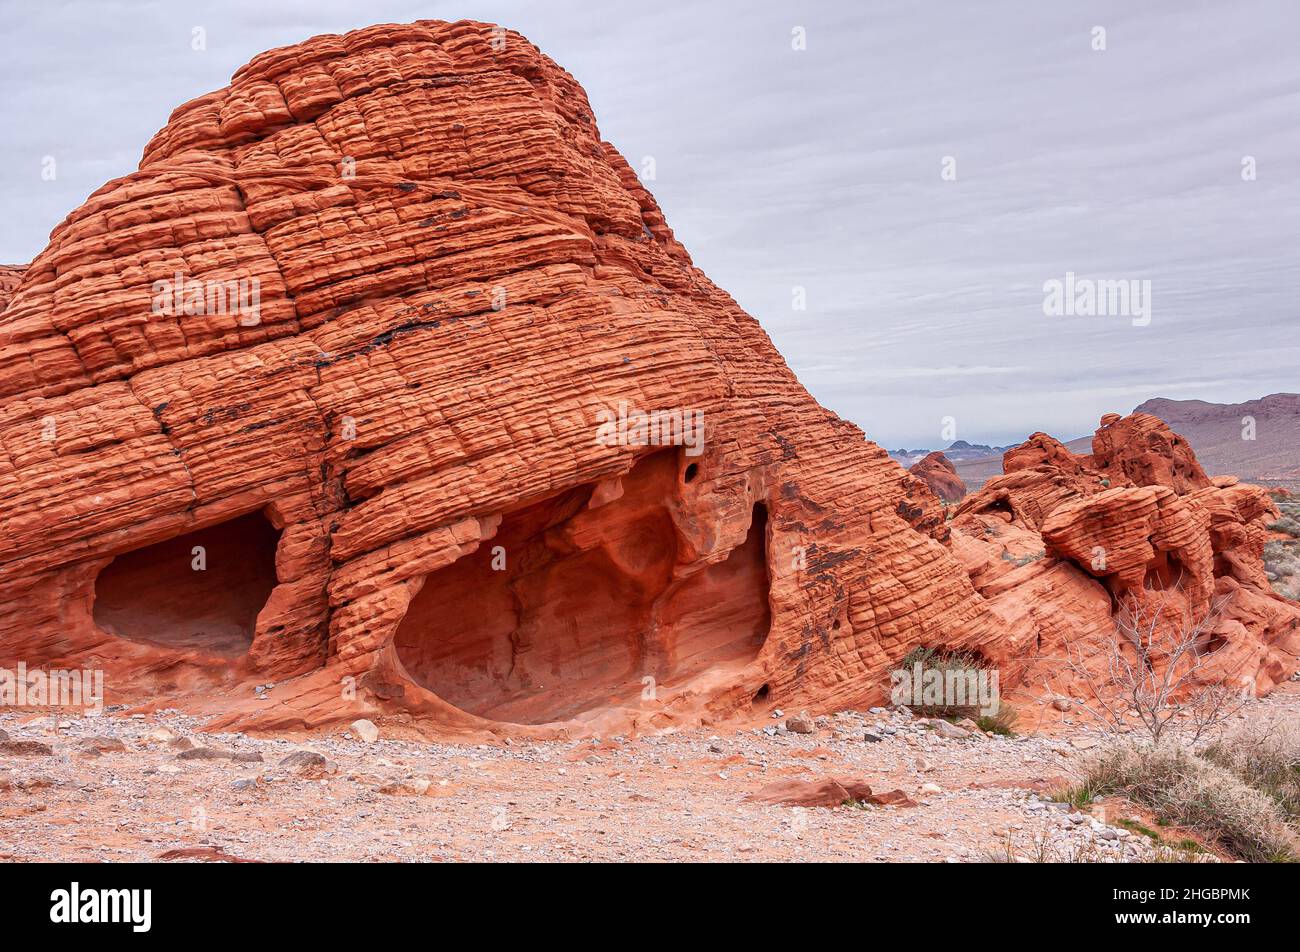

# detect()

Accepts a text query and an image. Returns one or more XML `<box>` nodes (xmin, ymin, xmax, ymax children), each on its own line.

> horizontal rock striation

<box><xmin>0</xmin><ymin>20</ymin><xmax>1002</xmax><ymax>736</ymax></box>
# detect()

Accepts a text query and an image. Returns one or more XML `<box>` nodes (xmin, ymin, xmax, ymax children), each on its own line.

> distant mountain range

<box><xmin>892</xmin><ymin>393</ymin><xmax>1299</xmax><ymax>489</ymax></box>
<box><xmin>1131</xmin><ymin>393</ymin><xmax>1299</xmax><ymax>481</ymax></box>
<box><xmin>889</xmin><ymin>440</ymin><xmax>1015</xmax><ymax>468</ymax></box>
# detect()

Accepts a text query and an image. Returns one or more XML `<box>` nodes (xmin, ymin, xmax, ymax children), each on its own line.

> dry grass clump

<box><xmin>1265</xmin><ymin>539</ymin><xmax>1300</xmax><ymax>599</ymax></box>
<box><xmin>1071</xmin><ymin>741</ymin><xmax>1298</xmax><ymax>862</ymax></box>
<box><xmin>982</xmin><ymin>828</ymin><xmax>1208</xmax><ymax>864</ymax></box>
<box><xmin>1204</xmin><ymin>719</ymin><xmax>1300</xmax><ymax>820</ymax></box>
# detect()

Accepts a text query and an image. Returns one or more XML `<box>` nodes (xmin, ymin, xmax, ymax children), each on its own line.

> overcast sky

<box><xmin>2</xmin><ymin>0</ymin><xmax>1297</xmax><ymax>448</ymax></box>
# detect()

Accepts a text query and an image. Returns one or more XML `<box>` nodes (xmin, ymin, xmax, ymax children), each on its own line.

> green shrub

<box><xmin>897</xmin><ymin>646</ymin><xmax>991</xmax><ymax>719</ymax></box>
<box><xmin>977</xmin><ymin>704</ymin><xmax>1018</xmax><ymax>736</ymax></box>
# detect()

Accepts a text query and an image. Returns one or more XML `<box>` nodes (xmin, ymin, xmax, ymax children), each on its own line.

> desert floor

<box><xmin>2</xmin><ymin>682</ymin><xmax>1297</xmax><ymax>863</ymax></box>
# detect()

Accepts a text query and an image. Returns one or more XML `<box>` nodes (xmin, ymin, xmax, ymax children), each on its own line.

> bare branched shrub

<box><xmin>981</xmin><ymin>826</ymin><xmax>1211</xmax><ymax>864</ymax></box>
<box><xmin>1057</xmin><ymin>588</ymin><xmax>1249</xmax><ymax>745</ymax></box>
<box><xmin>983</xmin><ymin>829</ymin><xmax>1109</xmax><ymax>864</ymax></box>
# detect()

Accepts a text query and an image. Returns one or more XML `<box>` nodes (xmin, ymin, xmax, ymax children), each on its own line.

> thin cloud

<box><xmin>1</xmin><ymin>0</ymin><xmax>1295</xmax><ymax>448</ymax></box>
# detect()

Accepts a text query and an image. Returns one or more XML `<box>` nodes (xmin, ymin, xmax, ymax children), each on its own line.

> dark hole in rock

<box><xmin>683</xmin><ymin>462</ymin><xmax>699</xmax><ymax>483</ymax></box>
<box><xmin>92</xmin><ymin>511</ymin><xmax>279</xmax><ymax>657</ymax></box>
<box><xmin>1144</xmin><ymin>550</ymin><xmax>1187</xmax><ymax>591</ymax></box>
<box><xmin>394</xmin><ymin>453</ymin><xmax>771</xmax><ymax>724</ymax></box>
<box><xmin>1198</xmin><ymin>633</ymin><xmax>1229</xmax><ymax>654</ymax></box>
<box><xmin>983</xmin><ymin>497</ymin><xmax>1014</xmax><ymax>520</ymax></box>
<box><xmin>753</xmin><ymin>683</ymin><xmax>771</xmax><ymax>705</ymax></box>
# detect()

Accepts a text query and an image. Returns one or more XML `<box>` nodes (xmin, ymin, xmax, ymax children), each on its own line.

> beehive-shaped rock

<box><xmin>1</xmin><ymin>21</ymin><xmax>1294</xmax><ymax>736</ymax></box>
<box><xmin>0</xmin><ymin>21</ymin><xmax>1010</xmax><ymax>735</ymax></box>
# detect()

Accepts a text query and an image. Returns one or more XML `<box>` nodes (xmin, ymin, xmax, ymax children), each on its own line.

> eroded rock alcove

<box><xmin>92</xmin><ymin>511</ymin><xmax>280</xmax><ymax>657</ymax></box>
<box><xmin>394</xmin><ymin>452</ymin><xmax>770</xmax><ymax>724</ymax></box>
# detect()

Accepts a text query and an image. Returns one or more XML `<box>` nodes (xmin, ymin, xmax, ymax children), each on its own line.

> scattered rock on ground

<box><xmin>0</xmin><ymin>740</ymin><xmax>54</xmax><ymax>757</ymax></box>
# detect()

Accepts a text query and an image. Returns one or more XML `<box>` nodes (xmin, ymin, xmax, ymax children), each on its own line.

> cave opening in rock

<box><xmin>1144</xmin><ymin>550</ymin><xmax>1187</xmax><ymax>591</ymax></box>
<box><xmin>393</xmin><ymin>454</ymin><xmax>772</xmax><ymax>724</ymax></box>
<box><xmin>985</xmin><ymin>497</ymin><xmax>1014</xmax><ymax>519</ymax></box>
<box><xmin>92</xmin><ymin>511</ymin><xmax>280</xmax><ymax>657</ymax></box>
<box><xmin>654</xmin><ymin>502</ymin><xmax>771</xmax><ymax>679</ymax></box>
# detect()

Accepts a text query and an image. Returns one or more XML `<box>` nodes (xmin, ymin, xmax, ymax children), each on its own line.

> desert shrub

<box><xmin>1265</xmin><ymin>541</ymin><xmax>1300</xmax><ymax>599</ymax></box>
<box><xmin>1204</xmin><ymin>721</ymin><xmax>1300</xmax><ymax>820</ymax></box>
<box><xmin>983</xmin><ymin>825</ymin><xmax>1207</xmax><ymax>863</ymax></box>
<box><xmin>977</xmin><ymin>704</ymin><xmax>1018</xmax><ymax>736</ymax></box>
<box><xmin>1074</xmin><ymin>741</ymin><xmax>1299</xmax><ymax>862</ymax></box>
<box><xmin>1062</xmin><ymin>591</ymin><xmax>1247</xmax><ymax>744</ymax></box>
<box><xmin>897</xmin><ymin>646</ymin><xmax>991</xmax><ymax>719</ymax></box>
<box><xmin>983</xmin><ymin>830</ymin><xmax>1108</xmax><ymax>863</ymax></box>
<box><xmin>1267</xmin><ymin>517</ymin><xmax>1300</xmax><ymax>538</ymax></box>
<box><xmin>1265</xmin><ymin>540</ymin><xmax>1298</xmax><ymax>575</ymax></box>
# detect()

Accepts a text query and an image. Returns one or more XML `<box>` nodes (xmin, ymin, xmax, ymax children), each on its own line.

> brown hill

<box><xmin>1133</xmin><ymin>394</ymin><xmax>1300</xmax><ymax>482</ymax></box>
<box><xmin>954</xmin><ymin>393</ymin><xmax>1299</xmax><ymax>489</ymax></box>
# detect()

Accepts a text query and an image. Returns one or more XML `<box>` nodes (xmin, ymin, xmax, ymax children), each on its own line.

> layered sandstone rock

<box><xmin>0</xmin><ymin>20</ymin><xmax>1000</xmax><ymax>737</ymax></box>
<box><xmin>954</xmin><ymin>413</ymin><xmax>1300</xmax><ymax>697</ymax></box>
<box><xmin>0</xmin><ymin>21</ymin><xmax>1294</xmax><ymax>738</ymax></box>
<box><xmin>910</xmin><ymin>451</ymin><xmax>966</xmax><ymax>503</ymax></box>
<box><xmin>0</xmin><ymin>266</ymin><xmax>24</xmax><ymax>312</ymax></box>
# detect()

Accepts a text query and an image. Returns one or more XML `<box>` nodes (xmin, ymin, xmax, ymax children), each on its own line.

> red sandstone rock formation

<box><xmin>954</xmin><ymin>413</ymin><xmax>1300</xmax><ymax>697</ymax></box>
<box><xmin>910</xmin><ymin>452</ymin><xmax>966</xmax><ymax>503</ymax></box>
<box><xmin>0</xmin><ymin>20</ymin><xmax>988</xmax><ymax>738</ymax></box>
<box><xmin>0</xmin><ymin>266</ymin><xmax>24</xmax><ymax>312</ymax></box>
<box><xmin>0</xmin><ymin>22</ymin><xmax>1294</xmax><ymax>739</ymax></box>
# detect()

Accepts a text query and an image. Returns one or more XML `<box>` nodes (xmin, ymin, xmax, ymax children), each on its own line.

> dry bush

<box><xmin>982</xmin><ymin>826</ymin><xmax>1209</xmax><ymax>864</ymax></box>
<box><xmin>1076</xmin><ymin>742</ymin><xmax>1298</xmax><ymax>862</ymax></box>
<box><xmin>1058</xmin><ymin>590</ymin><xmax>1248</xmax><ymax>745</ymax></box>
<box><xmin>983</xmin><ymin>830</ymin><xmax>1108</xmax><ymax>864</ymax></box>
<box><xmin>1204</xmin><ymin>719</ymin><xmax>1300</xmax><ymax>820</ymax></box>
<box><xmin>1264</xmin><ymin>540</ymin><xmax>1300</xmax><ymax>599</ymax></box>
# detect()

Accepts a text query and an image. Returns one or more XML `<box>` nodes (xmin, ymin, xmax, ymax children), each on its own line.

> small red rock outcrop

<box><xmin>953</xmin><ymin>413</ymin><xmax>1300</xmax><ymax>698</ymax></box>
<box><xmin>910</xmin><ymin>451</ymin><xmax>966</xmax><ymax>502</ymax></box>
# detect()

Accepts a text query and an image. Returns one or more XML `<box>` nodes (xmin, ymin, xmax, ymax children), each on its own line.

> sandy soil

<box><xmin>2</xmin><ymin>683</ymin><xmax>1297</xmax><ymax>863</ymax></box>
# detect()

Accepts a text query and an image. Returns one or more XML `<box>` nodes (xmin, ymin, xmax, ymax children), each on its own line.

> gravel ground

<box><xmin>2</xmin><ymin>683</ymin><xmax>1296</xmax><ymax>862</ymax></box>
